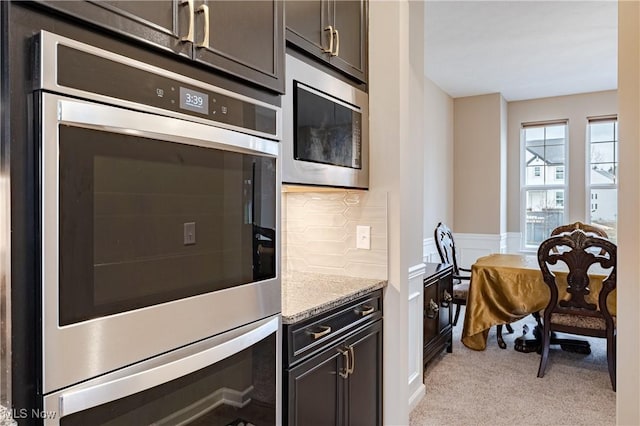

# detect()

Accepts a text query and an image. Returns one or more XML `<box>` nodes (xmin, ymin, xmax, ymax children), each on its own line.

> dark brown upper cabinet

<box><xmin>32</xmin><ymin>0</ymin><xmax>285</xmax><ymax>93</ymax></box>
<box><xmin>286</xmin><ymin>0</ymin><xmax>368</xmax><ymax>84</ymax></box>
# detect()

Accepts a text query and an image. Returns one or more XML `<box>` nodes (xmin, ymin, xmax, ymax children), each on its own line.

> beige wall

<box><xmin>453</xmin><ymin>93</ymin><xmax>504</xmax><ymax>234</ymax></box>
<box><xmin>423</xmin><ymin>78</ymin><xmax>454</xmax><ymax>238</ymax></box>
<box><xmin>617</xmin><ymin>1</ymin><xmax>640</xmax><ymax>423</ymax></box>
<box><xmin>506</xmin><ymin>91</ymin><xmax>617</xmax><ymax>233</ymax></box>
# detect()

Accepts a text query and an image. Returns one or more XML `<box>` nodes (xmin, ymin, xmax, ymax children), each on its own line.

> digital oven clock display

<box><xmin>179</xmin><ymin>87</ymin><xmax>209</xmax><ymax>115</ymax></box>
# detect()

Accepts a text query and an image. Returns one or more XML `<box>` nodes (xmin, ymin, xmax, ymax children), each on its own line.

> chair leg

<box><xmin>506</xmin><ymin>323</ymin><xmax>514</xmax><ymax>334</ymax></box>
<box><xmin>537</xmin><ymin>323</ymin><xmax>551</xmax><ymax>378</ymax></box>
<box><xmin>607</xmin><ymin>332</ymin><xmax>616</xmax><ymax>391</ymax></box>
<box><xmin>496</xmin><ymin>324</ymin><xmax>506</xmax><ymax>349</ymax></box>
<box><xmin>453</xmin><ymin>303</ymin><xmax>461</xmax><ymax>326</ymax></box>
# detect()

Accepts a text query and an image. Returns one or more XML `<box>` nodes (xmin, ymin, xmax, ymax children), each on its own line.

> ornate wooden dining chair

<box><xmin>550</xmin><ymin>221</ymin><xmax>609</xmax><ymax>239</ymax></box>
<box><xmin>434</xmin><ymin>222</ymin><xmax>513</xmax><ymax>348</ymax></box>
<box><xmin>550</xmin><ymin>221</ymin><xmax>609</xmax><ymax>255</ymax></box>
<box><xmin>536</xmin><ymin>229</ymin><xmax>617</xmax><ymax>391</ymax></box>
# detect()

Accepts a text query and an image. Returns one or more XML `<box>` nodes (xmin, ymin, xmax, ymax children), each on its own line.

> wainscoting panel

<box><xmin>453</xmin><ymin>233</ymin><xmax>503</xmax><ymax>269</ymax></box>
<box><xmin>422</xmin><ymin>237</ymin><xmax>440</xmax><ymax>264</ymax></box>
<box><xmin>407</xmin><ymin>263</ymin><xmax>426</xmax><ymax>410</ymax></box>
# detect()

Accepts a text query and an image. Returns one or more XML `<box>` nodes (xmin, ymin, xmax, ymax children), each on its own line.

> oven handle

<box><xmin>57</xmin><ymin>316</ymin><xmax>279</xmax><ymax>418</ymax></box>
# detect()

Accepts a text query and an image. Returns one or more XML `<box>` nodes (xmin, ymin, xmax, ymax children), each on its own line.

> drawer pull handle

<box><xmin>426</xmin><ymin>299</ymin><xmax>439</xmax><ymax>319</ymax></box>
<box><xmin>308</xmin><ymin>325</ymin><xmax>331</xmax><ymax>340</ymax></box>
<box><xmin>357</xmin><ymin>304</ymin><xmax>375</xmax><ymax>317</ymax></box>
<box><xmin>442</xmin><ymin>290</ymin><xmax>452</xmax><ymax>307</ymax></box>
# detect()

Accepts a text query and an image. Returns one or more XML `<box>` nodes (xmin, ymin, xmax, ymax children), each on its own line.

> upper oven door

<box><xmin>40</xmin><ymin>93</ymin><xmax>281</xmax><ymax>394</ymax></box>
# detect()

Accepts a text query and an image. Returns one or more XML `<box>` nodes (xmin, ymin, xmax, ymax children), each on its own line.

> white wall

<box><xmin>617</xmin><ymin>1</ymin><xmax>640</xmax><ymax>423</ymax></box>
<box><xmin>423</xmin><ymin>77</ymin><xmax>454</xmax><ymax>263</ymax></box>
<box><xmin>370</xmin><ymin>1</ymin><xmax>425</xmax><ymax>423</ymax></box>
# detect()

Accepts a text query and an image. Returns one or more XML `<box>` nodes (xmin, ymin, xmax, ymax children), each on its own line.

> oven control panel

<box><xmin>36</xmin><ymin>31</ymin><xmax>279</xmax><ymax>140</ymax></box>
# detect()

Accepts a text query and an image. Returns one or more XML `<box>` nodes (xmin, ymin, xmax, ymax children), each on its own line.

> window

<box><xmin>521</xmin><ymin>121</ymin><xmax>567</xmax><ymax>248</ymax></box>
<box><xmin>587</xmin><ymin>116</ymin><xmax>618</xmax><ymax>242</ymax></box>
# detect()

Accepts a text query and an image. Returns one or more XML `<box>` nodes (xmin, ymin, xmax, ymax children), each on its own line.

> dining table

<box><xmin>461</xmin><ymin>253</ymin><xmax>616</xmax><ymax>351</ymax></box>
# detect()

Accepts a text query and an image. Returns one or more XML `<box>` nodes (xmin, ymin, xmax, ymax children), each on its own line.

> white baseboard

<box><xmin>407</xmin><ymin>263</ymin><xmax>425</xmax><ymax>408</ymax></box>
<box><xmin>408</xmin><ymin>382</ymin><xmax>426</xmax><ymax>412</ymax></box>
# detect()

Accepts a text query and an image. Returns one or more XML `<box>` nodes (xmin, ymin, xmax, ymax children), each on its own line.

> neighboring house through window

<box><xmin>588</xmin><ymin>116</ymin><xmax>618</xmax><ymax>242</ymax></box>
<box><xmin>521</xmin><ymin>121</ymin><xmax>567</xmax><ymax>248</ymax></box>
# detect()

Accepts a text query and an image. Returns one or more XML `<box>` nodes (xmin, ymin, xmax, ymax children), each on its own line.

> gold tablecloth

<box><xmin>461</xmin><ymin>253</ymin><xmax>616</xmax><ymax>351</ymax></box>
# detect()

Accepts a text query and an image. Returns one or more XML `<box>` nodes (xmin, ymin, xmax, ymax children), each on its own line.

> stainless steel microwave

<box><xmin>283</xmin><ymin>54</ymin><xmax>369</xmax><ymax>189</ymax></box>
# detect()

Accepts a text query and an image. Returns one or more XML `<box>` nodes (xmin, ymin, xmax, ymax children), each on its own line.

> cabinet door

<box><xmin>331</xmin><ymin>0</ymin><xmax>367</xmax><ymax>83</ymax></box>
<box><xmin>344</xmin><ymin>321</ymin><xmax>382</xmax><ymax>426</ymax></box>
<box><xmin>285</xmin><ymin>0</ymin><xmax>331</xmax><ymax>58</ymax></box>
<box><xmin>423</xmin><ymin>280</ymin><xmax>439</xmax><ymax>345</ymax></box>
<box><xmin>438</xmin><ymin>274</ymin><xmax>453</xmax><ymax>333</ymax></box>
<box><xmin>287</xmin><ymin>348</ymin><xmax>343</xmax><ymax>426</ymax></box>
<box><xmin>194</xmin><ymin>0</ymin><xmax>285</xmax><ymax>93</ymax></box>
<box><xmin>33</xmin><ymin>0</ymin><xmax>192</xmax><ymax>58</ymax></box>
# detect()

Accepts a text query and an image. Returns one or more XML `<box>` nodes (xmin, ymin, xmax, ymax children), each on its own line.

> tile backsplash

<box><xmin>282</xmin><ymin>189</ymin><xmax>388</xmax><ymax>279</ymax></box>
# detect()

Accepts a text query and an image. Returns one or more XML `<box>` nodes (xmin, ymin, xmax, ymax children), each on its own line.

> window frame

<box><xmin>520</xmin><ymin>121</ymin><xmax>569</xmax><ymax>251</ymax></box>
<box><xmin>586</xmin><ymin>116</ymin><xmax>618</xmax><ymax>241</ymax></box>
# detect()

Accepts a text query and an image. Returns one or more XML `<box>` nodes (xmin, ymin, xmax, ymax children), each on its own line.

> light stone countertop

<box><xmin>282</xmin><ymin>271</ymin><xmax>387</xmax><ymax>324</ymax></box>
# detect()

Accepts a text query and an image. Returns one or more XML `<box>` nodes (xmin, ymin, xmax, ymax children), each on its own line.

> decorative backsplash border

<box><xmin>282</xmin><ymin>190</ymin><xmax>388</xmax><ymax>280</ymax></box>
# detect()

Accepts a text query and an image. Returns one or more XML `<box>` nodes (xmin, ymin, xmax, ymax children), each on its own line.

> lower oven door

<box><xmin>40</xmin><ymin>92</ymin><xmax>280</xmax><ymax>393</ymax></box>
<box><xmin>42</xmin><ymin>315</ymin><xmax>281</xmax><ymax>426</ymax></box>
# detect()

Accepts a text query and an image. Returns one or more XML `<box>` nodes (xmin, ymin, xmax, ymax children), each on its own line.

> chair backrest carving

<box><xmin>550</xmin><ymin>221</ymin><xmax>609</xmax><ymax>255</ymax></box>
<box><xmin>434</xmin><ymin>222</ymin><xmax>462</xmax><ymax>275</ymax></box>
<box><xmin>537</xmin><ymin>229</ymin><xmax>616</xmax><ymax>321</ymax></box>
<box><xmin>550</xmin><ymin>221</ymin><xmax>608</xmax><ymax>239</ymax></box>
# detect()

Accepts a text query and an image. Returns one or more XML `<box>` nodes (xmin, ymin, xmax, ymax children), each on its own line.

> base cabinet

<box><xmin>423</xmin><ymin>263</ymin><xmax>453</xmax><ymax>366</ymax></box>
<box><xmin>284</xmin><ymin>290</ymin><xmax>383</xmax><ymax>426</ymax></box>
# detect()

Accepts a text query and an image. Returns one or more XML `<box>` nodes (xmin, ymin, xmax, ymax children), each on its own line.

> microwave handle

<box><xmin>57</xmin><ymin>316</ymin><xmax>278</xmax><ymax>418</ymax></box>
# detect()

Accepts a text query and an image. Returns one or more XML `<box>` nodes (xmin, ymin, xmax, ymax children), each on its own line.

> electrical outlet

<box><xmin>184</xmin><ymin>222</ymin><xmax>196</xmax><ymax>245</ymax></box>
<box><xmin>356</xmin><ymin>225</ymin><xmax>371</xmax><ymax>250</ymax></box>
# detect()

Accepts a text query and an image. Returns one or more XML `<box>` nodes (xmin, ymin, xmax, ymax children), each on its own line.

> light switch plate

<box><xmin>356</xmin><ymin>225</ymin><xmax>371</xmax><ymax>250</ymax></box>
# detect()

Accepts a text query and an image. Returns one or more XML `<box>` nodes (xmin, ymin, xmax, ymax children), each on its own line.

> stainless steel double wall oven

<box><xmin>35</xmin><ymin>31</ymin><xmax>281</xmax><ymax>425</ymax></box>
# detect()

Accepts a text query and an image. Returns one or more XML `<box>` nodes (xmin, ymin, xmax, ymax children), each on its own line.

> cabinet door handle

<box><xmin>356</xmin><ymin>304</ymin><xmax>375</xmax><ymax>317</ymax></box>
<box><xmin>180</xmin><ymin>0</ymin><xmax>195</xmax><ymax>42</ymax></box>
<box><xmin>196</xmin><ymin>4</ymin><xmax>210</xmax><ymax>48</ymax></box>
<box><xmin>338</xmin><ymin>348</ymin><xmax>349</xmax><ymax>378</ymax></box>
<box><xmin>323</xmin><ymin>25</ymin><xmax>334</xmax><ymax>54</ymax></box>
<box><xmin>332</xmin><ymin>28</ymin><xmax>340</xmax><ymax>56</ymax></box>
<box><xmin>307</xmin><ymin>325</ymin><xmax>331</xmax><ymax>340</ymax></box>
<box><xmin>347</xmin><ymin>345</ymin><xmax>355</xmax><ymax>375</ymax></box>
<box><xmin>425</xmin><ymin>299</ymin><xmax>439</xmax><ymax>319</ymax></box>
<box><xmin>442</xmin><ymin>289</ymin><xmax>452</xmax><ymax>307</ymax></box>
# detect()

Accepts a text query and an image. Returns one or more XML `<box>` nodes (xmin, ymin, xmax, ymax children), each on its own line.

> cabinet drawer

<box><xmin>285</xmin><ymin>290</ymin><xmax>382</xmax><ymax>366</ymax></box>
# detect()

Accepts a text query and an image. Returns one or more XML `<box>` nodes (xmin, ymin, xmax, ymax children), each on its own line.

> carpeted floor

<box><xmin>410</xmin><ymin>309</ymin><xmax>616</xmax><ymax>426</ymax></box>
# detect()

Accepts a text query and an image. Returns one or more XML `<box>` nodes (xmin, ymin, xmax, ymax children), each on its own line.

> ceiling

<box><xmin>424</xmin><ymin>1</ymin><xmax>618</xmax><ymax>101</ymax></box>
